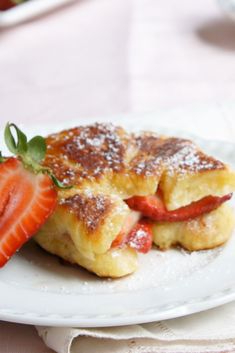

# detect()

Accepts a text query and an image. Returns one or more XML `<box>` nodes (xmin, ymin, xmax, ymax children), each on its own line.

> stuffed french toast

<box><xmin>0</xmin><ymin>122</ymin><xmax>233</xmax><ymax>277</ymax></box>
<box><xmin>31</xmin><ymin>123</ymin><xmax>235</xmax><ymax>278</ymax></box>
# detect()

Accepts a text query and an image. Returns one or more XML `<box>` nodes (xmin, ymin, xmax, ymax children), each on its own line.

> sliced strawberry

<box><xmin>126</xmin><ymin>221</ymin><xmax>153</xmax><ymax>253</ymax></box>
<box><xmin>0</xmin><ymin>157</ymin><xmax>57</xmax><ymax>267</ymax></box>
<box><xmin>111</xmin><ymin>211</ymin><xmax>141</xmax><ymax>248</ymax></box>
<box><xmin>111</xmin><ymin>218</ymin><xmax>153</xmax><ymax>254</ymax></box>
<box><xmin>126</xmin><ymin>192</ymin><xmax>232</xmax><ymax>222</ymax></box>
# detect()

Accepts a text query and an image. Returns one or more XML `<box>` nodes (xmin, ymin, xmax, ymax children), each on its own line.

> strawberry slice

<box><xmin>126</xmin><ymin>221</ymin><xmax>153</xmax><ymax>253</ymax></box>
<box><xmin>111</xmin><ymin>219</ymin><xmax>153</xmax><ymax>254</ymax></box>
<box><xmin>126</xmin><ymin>192</ymin><xmax>232</xmax><ymax>222</ymax></box>
<box><xmin>111</xmin><ymin>211</ymin><xmax>141</xmax><ymax>248</ymax></box>
<box><xmin>0</xmin><ymin>157</ymin><xmax>57</xmax><ymax>267</ymax></box>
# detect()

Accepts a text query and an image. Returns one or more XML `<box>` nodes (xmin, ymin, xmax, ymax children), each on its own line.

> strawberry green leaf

<box><xmin>0</xmin><ymin>152</ymin><xmax>5</xmax><ymax>163</ymax></box>
<box><xmin>27</xmin><ymin>136</ymin><xmax>46</xmax><ymax>163</ymax></box>
<box><xmin>4</xmin><ymin>123</ymin><xmax>27</xmax><ymax>155</ymax></box>
<box><xmin>4</xmin><ymin>123</ymin><xmax>17</xmax><ymax>154</ymax></box>
<box><xmin>13</xmin><ymin>124</ymin><xmax>28</xmax><ymax>154</ymax></box>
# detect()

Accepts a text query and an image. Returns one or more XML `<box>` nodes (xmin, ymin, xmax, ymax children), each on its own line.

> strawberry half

<box><xmin>0</xmin><ymin>158</ymin><xmax>57</xmax><ymax>267</ymax></box>
<box><xmin>0</xmin><ymin>123</ymin><xmax>69</xmax><ymax>267</ymax></box>
<box><xmin>126</xmin><ymin>192</ymin><xmax>232</xmax><ymax>222</ymax></box>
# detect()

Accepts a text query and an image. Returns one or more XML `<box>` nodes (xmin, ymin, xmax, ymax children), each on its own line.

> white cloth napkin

<box><xmin>37</xmin><ymin>301</ymin><xmax>235</xmax><ymax>353</ymax></box>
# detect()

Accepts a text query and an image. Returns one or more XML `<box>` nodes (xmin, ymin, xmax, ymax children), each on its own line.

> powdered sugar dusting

<box><xmin>44</xmin><ymin>123</ymin><xmax>128</xmax><ymax>184</ymax></box>
<box><xmin>8</xmin><ymin>241</ymin><xmax>224</xmax><ymax>295</ymax></box>
<box><xmin>44</xmin><ymin>123</ymin><xmax>226</xmax><ymax>186</ymax></box>
<box><xmin>61</xmin><ymin>123</ymin><xmax>126</xmax><ymax>176</ymax></box>
<box><xmin>132</xmin><ymin>135</ymin><xmax>225</xmax><ymax>177</ymax></box>
<box><xmin>128</xmin><ymin>229</ymin><xmax>147</xmax><ymax>250</ymax></box>
<box><xmin>165</xmin><ymin>141</ymin><xmax>225</xmax><ymax>176</ymax></box>
<box><xmin>60</xmin><ymin>193</ymin><xmax>112</xmax><ymax>232</ymax></box>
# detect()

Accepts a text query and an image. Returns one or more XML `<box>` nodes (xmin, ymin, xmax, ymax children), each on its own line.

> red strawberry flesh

<box><xmin>0</xmin><ymin>0</ymin><xmax>15</xmax><ymax>11</ymax></box>
<box><xmin>126</xmin><ymin>221</ymin><xmax>153</xmax><ymax>253</ymax></box>
<box><xmin>126</xmin><ymin>192</ymin><xmax>232</xmax><ymax>222</ymax></box>
<box><xmin>0</xmin><ymin>158</ymin><xmax>57</xmax><ymax>267</ymax></box>
<box><xmin>111</xmin><ymin>211</ymin><xmax>141</xmax><ymax>248</ymax></box>
<box><xmin>111</xmin><ymin>218</ymin><xmax>153</xmax><ymax>254</ymax></box>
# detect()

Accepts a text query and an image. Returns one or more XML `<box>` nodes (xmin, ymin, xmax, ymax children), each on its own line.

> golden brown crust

<box><xmin>132</xmin><ymin>135</ymin><xmax>225</xmax><ymax>177</ymax></box>
<box><xmin>43</xmin><ymin>123</ymin><xmax>235</xmax><ymax>211</ymax></box>
<box><xmin>44</xmin><ymin>124</ymin><xmax>226</xmax><ymax>188</ymax></box>
<box><xmin>44</xmin><ymin>123</ymin><xmax>130</xmax><ymax>185</ymax></box>
<box><xmin>44</xmin><ymin>123</ymin><xmax>235</xmax><ymax>209</ymax></box>
<box><xmin>60</xmin><ymin>194</ymin><xmax>112</xmax><ymax>233</ymax></box>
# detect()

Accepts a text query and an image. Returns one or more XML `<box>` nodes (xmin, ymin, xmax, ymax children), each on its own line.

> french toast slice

<box><xmin>43</xmin><ymin>124</ymin><xmax>160</xmax><ymax>199</ymax></box>
<box><xmin>152</xmin><ymin>204</ymin><xmax>235</xmax><ymax>251</ymax></box>
<box><xmin>131</xmin><ymin>134</ymin><xmax>235</xmax><ymax>210</ymax></box>
<box><xmin>35</xmin><ymin>201</ymin><xmax>137</xmax><ymax>278</ymax></box>
<box><xmin>158</xmin><ymin>138</ymin><xmax>235</xmax><ymax>210</ymax></box>
<box><xmin>34</xmin><ymin>123</ymin><xmax>235</xmax><ymax>277</ymax></box>
<box><xmin>34</xmin><ymin>190</ymin><xmax>139</xmax><ymax>277</ymax></box>
<box><xmin>44</xmin><ymin>125</ymin><xmax>235</xmax><ymax>208</ymax></box>
<box><xmin>35</xmin><ymin>189</ymin><xmax>140</xmax><ymax>277</ymax></box>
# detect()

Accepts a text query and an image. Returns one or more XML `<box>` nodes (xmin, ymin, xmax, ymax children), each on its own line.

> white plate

<box><xmin>0</xmin><ymin>117</ymin><xmax>235</xmax><ymax>327</ymax></box>
<box><xmin>0</xmin><ymin>0</ymin><xmax>75</xmax><ymax>27</ymax></box>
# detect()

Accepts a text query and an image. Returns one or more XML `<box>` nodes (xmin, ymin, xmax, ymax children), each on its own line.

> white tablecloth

<box><xmin>1</xmin><ymin>0</ymin><xmax>235</xmax><ymax>352</ymax></box>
